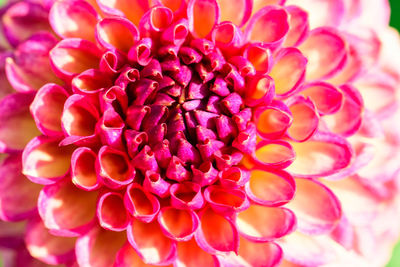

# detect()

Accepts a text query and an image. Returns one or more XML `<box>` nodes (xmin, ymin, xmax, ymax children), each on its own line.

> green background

<box><xmin>0</xmin><ymin>0</ymin><xmax>397</xmax><ymax>266</ymax></box>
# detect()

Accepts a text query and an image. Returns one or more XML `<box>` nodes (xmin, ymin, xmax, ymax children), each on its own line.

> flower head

<box><xmin>0</xmin><ymin>0</ymin><xmax>400</xmax><ymax>266</ymax></box>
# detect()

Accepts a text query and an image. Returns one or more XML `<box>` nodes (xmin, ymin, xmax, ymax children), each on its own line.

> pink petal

<box><xmin>285</xmin><ymin>0</ymin><xmax>345</xmax><ymax>28</ymax></box>
<box><xmin>269</xmin><ymin>47</ymin><xmax>307</xmax><ymax>97</ymax></box>
<box><xmin>176</xmin><ymin>238</ymin><xmax>218</xmax><ymax>267</ymax></box>
<box><xmin>188</xmin><ymin>0</ymin><xmax>220</xmax><ymax>38</ymax></box>
<box><xmin>96</xmin><ymin>0</ymin><xmax>149</xmax><ymax>25</ymax></box>
<box><xmin>170</xmin><ymin>182</ymin><xmax>204</xmax><ymax>210</ymax></box>
<box><xmin>243</xmin><ymin>43</ymin><xmax>272</xmax><ymax>74</ymax></box>
<box><xmin>71</xmin><ymin>68</ymin><xmax>113</xmax><ymax>95</ymax></box>
<box><xmin>252</xmin><ymin>0</ymin><xmax>286</xmax><ymax>14</ymax></box>
<box><xmin>49</xmin><ymin>38</ymin><xmax>102</xmax><ymax>80</ymax></box>
<box><xmin>114</xmin><ymin>242</ymin><xmax>155</xmax><ymax>267</ymax></box>
<box><xmin>49</xmin><ymin>0</ymin><xmax>98</xmax><ymax>42</ymax></box>
<box><xmin>283</xmin><ymin>5</ymin><xmax>309</xmax><ymax>47</ymax></box>
<box><xmin>97</xmin><ymin>146</ymin><xmax>135</xmax><ymax>189</ymax></box>
<box><xmin>124</xmin><ymin>184</ymin><xmax>160</xmax><ymax>223</ymax></box>
<box><xmin>97</xmin><ymin>192</ymin><xmax>129</xmax><ymax>231</ymax></box>
<box><xmin>249</xmin><ymin>140</ymin><xmax>295</xmax><ymax>169</ymax></box>
<box><xmin>0</xmin><ymin>92</ymin><xmax>40</xmax><ymax>152</ymax></box>
<box><xmin>76</xmin><ymin>226</ymin><xmax>126</xmax><ymax>267</ymax></box>
<box><xmin>25</xmin><ymin>218</ymin><xmax>76</xmax><ymax>265</ymax></box>
<box><xmin>236</xmin><ymin>205</ymin><xmax>296</xmax><ymax>242</ymax></box>
<box><xmin>30</xmin><ymin>84</ymin><xmax>69</xmax><ymax>136</ymax></box>
<box><xmin>244</xmin><ymin>74</ymin><xmax>274</xmax><ymax>107</ymax></box>
<box><xmin>96</xmin><ymin>17</ymin><xmax>140</xmax><ymax>54</ymax></box>
<box><xmin>286</xmin><ymin>96</ymin><xmax>319</xmax><ymax>142</ymax></box>
<box><xmin>299</xmin><ymin>27</ymin><xmax>347</xmax><ymax>81</ymax></box>
<box><xmin>323</xmin><ymin>84</ymin><xmax>363</xmax><ymax>136</ymax></box>
<box><xmin>38</xmin><ymin>180</ymin><xmax>98</xmax><ymax>236</ymax></box>
<box><xmin>211</xmin><ymin>22</ymin><xmax>243</xmax><ymax>51</ymax></box>
<box><xmin>158</xmin><ymin>207</ymin><xmax>199</xmax><ymax>241</ymax></box>
<box><xmin>245</xmin><ymin>169</ymin><xmax>295</xmax><ymax>206</ymax></box>
<box><xmin>71</xmin><ymin>147</ymin><xmax>100</xmax><ymax>191</ymax></box>
<box><xmin>287</xmin><ymin>178</ymin><xmax>341</xmax><ymax>234</ymax></box>
<box><xmin>287</xmin><ymin>132</ymin><xmax>353</xmax><ymax>177</ymax></box>
<box><xmin>139</xmin><ymin>6</ymin><xmax>173</xmax><ymax>35</ymax></box>
<box><xmin>22</xmin><ymin>136</ymin><xmax>74</xmax><ymax>185</ymax></box>
<box><xmin>2</xmin><ymin>2</ymin><xmax>51</xmax><ymax>47</ymax></box>
<box><xmin>216</xmin><ymin>0</ymin><xmax>252</xmax><ymax>26</ymax></box>
<box><xmin>299</xmin><ymin>81</ymin><xmax>344</xmax><ymax>115</ymax></box>
<box><xmin>222</xmin><ymin>238</ymin><xmax>283</xmax><ymax>267</ymax></box>
<box><xmin>328</xmin><ymin>45</ymin><xmax>362</xmax><ymax>85</ymax></box>
<box><xmin>245</xmin><ymin>6</ymin><xmax>289</xmax><ymax>49</ymax></box>
<box><xmin>204</xmin><ymin>186</ymin><xmax>250</xmax><ymax>215</ymax></box>
<box><xmin>195</xmin><ymin>207</ymin><xmax>239</xmax><ymax>254</ymax></box>
<box><xmin>127</xmin><ymin>219</ymin><xmax>177</xmax><ymax>265</ymax></box>
<box><xmin>0</xmin><ymin>155</ymin><xmax>42</xmax><ymax>221</ymax></box>
<box><xmin>255</xmin><ymin>101</ymin><xmax>292</xmax><ymax>140</ymax></box>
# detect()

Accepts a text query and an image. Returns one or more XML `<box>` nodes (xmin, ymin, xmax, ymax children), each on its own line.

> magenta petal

<box><xmin>204</xmin><ymin>186</ymin><xmax>250</xmax><ymax>215</ymax></box>
<box><xmin>195</xmin><ymin>207</ymin><xmax>239</xmax><ymax>254</ymax></box>
<box><xmin>71</xmin><ymin>147</ymin><xmax>100</xmax><ymax>191</ymax></box>
<box><xmin>139</xmin><ymin>6</ymin><xmax>173</xmax><ymax>36</ymax></box>
<box><xmin>25</xmin><ymin>218</ymin><xmax>76</xmax><ymax>265</ymax></box>
<box><xmin>0</xmin><ymin>92</ymin><xmax>40</xmax><ymax>153</ymax></box>
<box><xmin>38</xmin><ymin>180</ymin><xmax>98</xmax><ymax>236</ymax></box>
<box><xmin>71</xmin><ymin>68</ymin><xmax>113</xmax><ymax>95</ymax></box>
<box><xmin>97</xmin><ymin>192</ymin><xmax>129</xmax><ymax>231</ymax></box>
<box><xmin>127</xmin><ymin>219</ymin><xmax>177</xmax><ymax>265</ymax></box>
<box><xmin>124</xmin><ymin>183</ymin><xmax>160</xmax><ymax>223</ymax></box>
<box><xmin>170</xmin><ymin>182</ymin><xmax>204</xmax><ymax>210</ymax></box>
<box><xmin>0</xmin><ymin>155</ymin><xmax>42</xmax><ymax>221</ymax></box>
<box><xmin>219</xmin><ymin>167</ymin><xmax>250</xmax><ymax>188</ymax></box>
<box><xmin>188</xmin><ymin>0</ymin><xmax>220</xmax><ymax>38</ymax></box>
<box><xmin>157</xmin><ymin>207</ymin><xmax>199</xmax><ymax>241</ymax></box>
<box><xmin>30</xmin><ymin>83</ymin><xmax>69</xmax><ymax>136</ymax></box>
<box><xmin>22</xmin><ymin>136</ymin><xmax>74</xmax><ymax>185</ymax></box>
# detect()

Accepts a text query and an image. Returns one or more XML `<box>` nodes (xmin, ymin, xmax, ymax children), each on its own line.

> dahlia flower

<box><xmin>1</xmin><ymin>0</ymin><xmax>400</xmax><ymax>266</ymax></box>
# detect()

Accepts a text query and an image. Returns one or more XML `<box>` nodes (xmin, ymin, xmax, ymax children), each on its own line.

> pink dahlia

<box><xmin>1</xmin><ymin>0</ymin><xmax>400</xmax><ymax>266</ymax></box>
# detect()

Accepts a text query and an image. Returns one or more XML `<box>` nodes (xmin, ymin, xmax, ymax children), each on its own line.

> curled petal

<box><xmin>212</xmin><ymin>22</ymin><xmax>243</xmax><ymax>51</ymax></box>
<box><xmin>269</xmin><ymin>47</ymin><xmax>307</xmax><ymax>97</ymax></box>
<box><xmin>97</xmin><ymin>108</ymin><xmax>125</xmax><ymax>149</ymax></box>
<box><xmin>299</xmin><ymin>81</ymin><xmax>343</xmax><ymax>115</ymax></box>
<box><xmin>204</xmin><ymin>186</ymin><xmax>250</xmax><ymax>215</ymax></box>
<box><xmin>139</xmin><ymin>6</ymin><xmax>173</xmax><ymax>36</ymax></box>
<box><xmin>71</xmin><ymin>68</ymin><xmax>113</xmax><ymax>95</ymax></box>
<box><xmin>244</xmin><ymin>74</ymin><xmax>275</xmax><ymax>107</ymax></box>
<box><xmin>243</xmin><ymin>43</ymin><xmax>272</xmax><ymax>74</ymax></box>
<box><xmin>245</xmin><ymin>6</ymin><xmax>289</xmax><ymax>49</ymax></box>
<box><xmin>216</xmin><ymin>0</ymin><xmax>252</xmax><ymax>26</ymax></box>
<box><xmin>287</xmin><ymin>132</ymin><xmax>353</xmax><ymax>177</ymax></box>
<box><xmin>22</xmin><ymin>136</ymin><xmax>74</xmax><ymax>185</ymax></box>
<box><xmin>237</xmin><ymin>205</ymin><xmax>296</xmax><ymax>241</ymax></box>
<box><xmin>245</xmin><ymin>169</ymin><xmax>295</xmax><ymax>206</ymax></box>
<box><xmin>38</xmin><ymin>180</ymin><xmax>98</xmax><ymax>236</ymax></box>
<box><xmin>49</xmin><ymin>0</ymin><xmax>98</xmax><ymax>42</ymax></box>
<box><xmin>31</xmin><ymin>84</ymin><xmax>69</xmax><ymax>136</ymax></box>
<box><xmin>250</xmin><ymin>140</ymin><xmax>295</xmax><ymax>169</ymax></box>
<box><xmin>50</xmin><ymin>38</ymin><xmax>102</xmax><ymax>80</ymax></box>
<box><xmin>158</xmin><ymin>207</ymin><xmax>199</xmax><ymax>241</ymax></box>
<box><xmin>283</xmin><ymin>5</ymin><xmax>309</xmax><ymax>47</ymax></box>
<box><xmin>195</xmin><ymin>207</ymin><xmax>239</xmax><ymax>254</ymax></box>
<box><xmin>115</xmin><ymin>242</ymin><xmax>156</xmax><ymax>267</ymax></box>
<box><xmin>0</xmin><ymin>92</ymin><xmax>40</xmax><ymax>152</ymax></box>
<box><xmin>176</xmin><ymin>238</ymin><xmax>218</xmax><ymax>267</ymax></box>
<box><xmin>97</xmin><ymin>0</ymin><xmax>149</xmax><ymax>26</ymax></box>
<box><xmin>76</xmin><ymin>226</ymin><xmax>126</xmax><ymax>267</ymax></box>
<box><xmin>323</xmin><ymin>84</ymin><xmax>363</xmax><ymax>136</ymax></box>
<box><xmin>286</xmin><ymin>96</ymin><xmax>319</xmax><ymax>142</ymax></box>
<box><xmin>0</xmin><ymin>155</ymin><xmax>42</xmax><ymax>221</ymax></box>
<box><xmin>299</xmin><ymin>27</ymin><xmax>347</xmax><ymax>81</ymax></box>
<box><xmin>96</xmin><ymin>17</ymin><xmax>140</xmax><ymax>54</ymax></box>
<box><xmin>287</xmin><ymin>178</ymin><xmax>342</xmax><ymax>234</ymax></box>
<box><xmin>170</xmin><ymin>182</ymin><xmax>204</xmax><ymax>210</ymax></box>
<box><xmin>97</xmin><ymin>146</ymin><xmax>135</xmax><ymax>189</ymax></box>
<box><xmin>188</xmin><ymin>0</ymin><xmax>219</xmax><ymax>38</ymax></box>
<box><xmin>127</xmin><ymin>219</ymin><xmax>177</xmax><ymax>265</ymax></box>
<box><xmin>97</xmin><ymin>192</ymin><xmax>129</xmax><ymax>231</ymax></box>
<box><xmin>71</xmin><ymin>147</ymin><xmax>100</xmax><ymax>191</ymax></box>
<box><xmin>25</xmin><ymin>218</ymin><xmax>76</xmax><ymax>265</ymax></box>
<box><xmin>124</xmin><ymin>183</ymin><xmax>160</xmax><ymax>223</ymax></box>
<box><xmin>219</xmin><ymin>167</ymin><xmax>250</xmax><ymax>188</ymax></box>
<box><xmin>255</xmin><ymin>101</ymin><xmax>292</xmax><ymax>140</ymax></box>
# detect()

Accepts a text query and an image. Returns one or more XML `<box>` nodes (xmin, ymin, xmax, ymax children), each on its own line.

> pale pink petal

<box><xmin>252</xmin><ymin>0</ymin><xmax>286</xmax><ymax>14</ymax></box>
<box><xmin>245</xmin><ymin>169</ymin><xmax>295</xmax><ymax>206</ymax></box>
<box><xmin>76</xmin><ymin>226</ymin><xmax>126</xmax><ymax>267</ymax></box>
<box><xmin>283</xmin><ymin>5</ymin><xmax>309</xmax><ymax>47</ymax></box>
<box><xmin>38</xmin><ymin>180</ymin><xmax>98</xmax><ymax>236</ymax></box>
<box><xmin>30</xmin><ymin>84</ymin><xmax>69</xmax><ymax>137</ymax></box>
<box><xmin>0</xmin><ymin>92</ymin><xmax>40</xmax><ymax>152</ymax></box>
<box><xmin>25</xmin><ymin>218</ymin><xmax>76</xmax><ymax>265</ymax></box>
<box><xmin>188</xmin><ymin>0</ymin><xmax>219</xmax><ymax>38</ymax></box>
<box><xmin>287</xmin><ymin>132</ymin><xmax>353</xmax><ymax>177</ymax></box>
<box><xmin>299</xmin><ymin>27</ymin><xmax>347</xmax><ymax>81</ymax></box>
<box><xmin>22</xmin><ymin>136</ymin><xmax>75</xmax><ymax>185</ymax></box>
<box><xmin>236</xmin><ymin>205</ymin><xmax>296</xmax><ymax>241</ymax></box>
<box><xmin>0</xmin><ymin>155</ymin><xmax>42</xmax><ymax>221</ymax></box>
<box><xmin>49</xmin><ymin>0</ymin><xmax>98</xmax><ymax>42</ymax></box>
<box><xmin>216</xmin><ymin>0</ymin><xmax>252</xmax><ymax>26</ymax></box>
<box><xmin>286</xmin><ymin>178</ymin><xmax>342</xmax><ymax>234</ymax></box>
<box><xmin>127</xmin><ymin>219</ymin><xmax>177</xmax><ymax>265</ymax></box>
